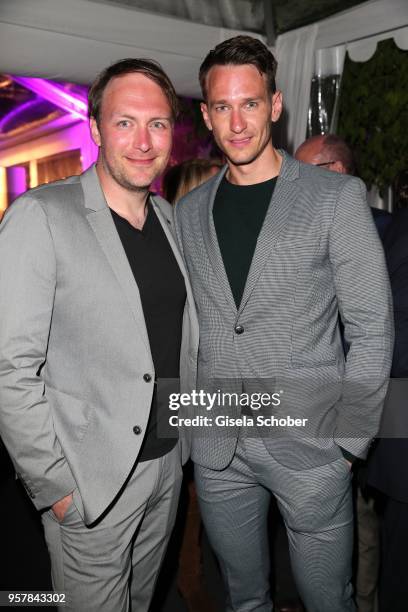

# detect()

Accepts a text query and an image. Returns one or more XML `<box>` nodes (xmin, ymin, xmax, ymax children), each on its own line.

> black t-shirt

<box><xmin>111</xmin><ymin>200</ymin><xmax>186</xmax><ymax>460</ymax></box>
<box><xmin>213</xmin><ymin>175</ymin><xmax>277</xmax><ymax>308</ymax></box>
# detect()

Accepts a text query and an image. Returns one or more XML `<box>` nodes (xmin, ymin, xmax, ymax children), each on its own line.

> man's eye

<box><xmin>246</xmin><ymin>101</ymin><xmax>258</xmax><ymax>109</ymax></box>
<box><xmin>151</xmin><ymin>121</ymin><xmax>166</xmax><ymax>129</ymax></box>
<box><xmin>117</xmin><ymin>120</ymin><xmax>130</xmax><ymax>128</ymax></box>
<box><xmin>215</xmin><ymin>105</ymin><xmax>228</xmax><ymax>112</ymax></box>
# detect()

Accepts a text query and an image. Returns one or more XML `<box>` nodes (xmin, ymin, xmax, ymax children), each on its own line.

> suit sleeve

<box><xmin>329</xmin><ymin>177</ymin><xmax>394</xmax><ymax>458</ymax></box>
<box><xmin>0</xmin><ymin>196</ymin><xmax>76</xmax><ymax>509</ymax></box>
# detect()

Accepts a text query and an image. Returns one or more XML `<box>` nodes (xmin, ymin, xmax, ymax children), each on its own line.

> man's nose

<box><xmin>133</xmin><ymin>126</ymin><xmax>152</xmax><ymax>152</ymax></box>
<box><xmin>230</xmin><ymin>108</ymin><xmax>246</xmax><ymax>133</ymax></box>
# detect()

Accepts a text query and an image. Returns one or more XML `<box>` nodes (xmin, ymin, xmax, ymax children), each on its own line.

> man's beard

<box><xmin>102</xmin><ymin>153</ymin><xmax>152</xmax><ymax>194</ymax></box>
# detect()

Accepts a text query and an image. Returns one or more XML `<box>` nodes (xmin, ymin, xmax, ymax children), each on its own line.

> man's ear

<box><xmin>90</xmin><ymin>117</ymin><xmax>101</xmax><ymax>147</ymax></box>
<box><xmin>271</xmin><ymin>90</ymin><xmax>283</xmax><ymax>123</ymax></box>
<box><xmin>332</xmin><ymin>161</ymin><xmax>348</xmax><ymax>174</ymax></box>
<box><xmin>200</xmin><ymin>102</ymin><xmax>213</xmax><ymax>131</ymax></box>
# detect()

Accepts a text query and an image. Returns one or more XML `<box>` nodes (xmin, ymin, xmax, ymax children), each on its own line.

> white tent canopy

<box><xmin>1</xmin><ymin>0</ymin><xmax>407</xmax><ymax>151</ymax></box>
<box><xmin>276</xmin><ymin>0</ymin><xmax>408</xmax><ymax>152</ymax></box>
<box><xmin>0</xmin><ymin>0</ymin><xmax>259</xmax><ymax>97</ymax></box>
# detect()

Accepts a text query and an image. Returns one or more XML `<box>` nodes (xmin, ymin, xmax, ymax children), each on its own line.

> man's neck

<box><xmin>96</xmin><ymin>163</ymin><xmax>150</xmax><ymax>230</ymax></box>
<box><xmin>226</xmin><ymin>147</ymin><xmax>282</xmax><ymax>186</ymax></box>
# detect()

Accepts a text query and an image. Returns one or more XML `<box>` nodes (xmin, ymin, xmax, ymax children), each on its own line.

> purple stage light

<box><xmin>10</xmin><ymin>76</ymin><xmax>88</xmax><ymax>121</ymax></box>
<box><xmin>0</xmin><ymin>99</ymin><xmax>43</xmax><ymax>133</ymax></box>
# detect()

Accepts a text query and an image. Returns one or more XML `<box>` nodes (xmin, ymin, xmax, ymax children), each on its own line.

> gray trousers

<box><xmin>41</xmin><ymin>445</ymin><xmax>182</xmax><ymax>612</ymax></box>
<box><xmin>195</xmin><ymin>433</ymin><xmax>355</xmax><ymax>612</ymax></box>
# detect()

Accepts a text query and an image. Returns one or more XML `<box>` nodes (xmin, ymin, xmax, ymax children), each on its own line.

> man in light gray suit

<box><xmin>175</xmin><ymin>37</ymin><xmax>393</xmax><ymax>611</ymax></box>
<box><xmin>0</xmin><ymin>59</ymin><xmax>198</xmax><ymax>611</ymax></box>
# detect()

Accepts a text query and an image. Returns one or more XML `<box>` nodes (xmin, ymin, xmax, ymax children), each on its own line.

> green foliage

<box><xmin>338</xmin><ymin>39</ymin><xmax>408</xmax><ymax>195</ymax></box>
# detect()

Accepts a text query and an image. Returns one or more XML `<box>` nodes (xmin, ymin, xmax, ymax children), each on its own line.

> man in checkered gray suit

<box><xmin>174</xmin><ymin>36</ymin><xmax>393</xmax><ymax>612</ymax></box>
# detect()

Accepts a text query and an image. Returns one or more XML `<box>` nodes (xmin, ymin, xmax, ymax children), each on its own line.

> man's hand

<box><xmin>52</xmin><ymin>493</ymin><xmax>73</xmax><ymax>522</ymax></box>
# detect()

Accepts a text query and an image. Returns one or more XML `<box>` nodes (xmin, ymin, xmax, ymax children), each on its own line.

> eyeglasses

<box><xmin>315</xmin><ymin>160</ymin><xmax>336</xmax><ymax>167</ymax></box>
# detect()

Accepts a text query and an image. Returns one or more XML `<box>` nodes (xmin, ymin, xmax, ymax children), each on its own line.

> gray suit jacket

<box><xmin>175</xmin><ymin>151</ymin><xmax>394</xmax><ymax>470</ymax></box>
<box><xmin>0</xmin><ymin>165</ymin><xmax>199</xmax><ymax>524</ymax></box>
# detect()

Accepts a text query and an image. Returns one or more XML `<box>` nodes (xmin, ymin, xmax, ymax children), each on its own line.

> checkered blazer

<box><xmin>175</xmin><ymin>151</ymin><xmax>394</xmax><ymax>470</ymax></box>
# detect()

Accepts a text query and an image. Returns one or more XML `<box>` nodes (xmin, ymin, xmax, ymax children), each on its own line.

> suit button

<box><xmin>133</xmin><ymin>425</ymin><xmax>142</xmax><ymax>435</ymax></box>
<box><xmin>234</xmin><ymin>325</ymin><xmax>244</xmax><ymax>335</ymax></box>
<box><xmin>143</xmin><ymin>373</ymin><xmax>152</xmax><ymax>382</ymax></box>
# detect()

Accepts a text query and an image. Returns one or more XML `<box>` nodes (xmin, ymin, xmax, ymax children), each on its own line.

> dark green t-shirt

<box><xmin>213</xmin><ymin>175</ymin><xmax>277</xmax><ymax>308</ymax></box>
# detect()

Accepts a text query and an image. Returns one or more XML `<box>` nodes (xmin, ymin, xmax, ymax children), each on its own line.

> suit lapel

<box><xmin>199</xmin><ymin>152</ymin><xmax>299</xmax><ymax>315</ymax></box>
<box><xmin>150</xmin><ymin>194</ymin><xmax>199</xmax><ymax>333</ymax></box>
<box><xmin>80</xmin><ymin>165</ymin><xmax>151</xmax><ymax>352</ymax></box>
<box><xmin>238</xmin><ymin>151</ymin><xmax>299</xmax><ymax>314</ymax></box>
<box><xmin>150</xmin><ymin>194</ymin><xmax>186</xmax><ymax>279</ymax></box>
<box><xmin>199</xmin><ymin>167</ymin><xmax>238</xmax><ymax>313</ymax></box>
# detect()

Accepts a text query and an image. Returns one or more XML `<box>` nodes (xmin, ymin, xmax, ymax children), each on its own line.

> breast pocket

<box><xmin>274</xmin><ymin>236</ymin><xmax>340</xmax><ymax>369</ymax></box>
<box><xmin>274</xmin><ymin>234</ymin><xmax>321</xmax><ymax>254</ymax></box>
